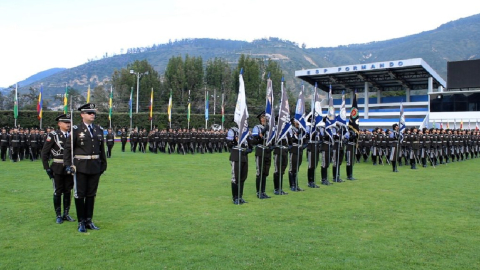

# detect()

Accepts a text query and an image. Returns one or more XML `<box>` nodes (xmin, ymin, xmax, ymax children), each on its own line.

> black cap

<box><xmin>78</xmin><ymin>103</ymin><xmax>96</xmax><ymax>112</ymax></box>
<box><xmin>55</xmin><ymin>114</ymin><xmax>71</xmax><ymax>123</ymax></box>
<box><xmin>392</xmin><ymin>123</ymin><xmax>398</xmax><ymax>129</ymax></box>
<box><xmin>256</xmin><ymin>111</ymin><xmax>266</xmax><ymax>119</ymax></box>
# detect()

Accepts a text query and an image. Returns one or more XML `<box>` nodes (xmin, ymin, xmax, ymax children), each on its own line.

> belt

<box><xmin>31</xmin><ymin>141</ymin><xmax>37</xmax><ymax>143</ymax></box>
<box><xmin>1</xmin><ymin>140</ymin><xmax>7</xmax><ymax>142</ymax></box>
<box><xmin>53</xmin><ymin>159</ymin><xmax>64</xmax><ymax>163</ymax></box>
<box><xmin>74</xmin><ymin>155</ymin><xmax>100</xmax><ymax>159</ymax></box>
<box><xmin>107</xmin><ymin>139</ymin><xmax>113</xmax><ymax>141</ymax></box>
<box><xmin>277</xmin><ymin>146</ymin><xmax>289</xmax><ymax>149</ymax></box>
<box><xmin>12</xmin><ymin>140</ymin><xmax>19</xmax><ymax>142</ymax></box>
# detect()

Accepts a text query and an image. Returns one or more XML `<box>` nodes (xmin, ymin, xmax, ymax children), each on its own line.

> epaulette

<box><xmin>73</xmin><ymin>125</ymin><xmax>78</xmax><ymax>129</ymax></box>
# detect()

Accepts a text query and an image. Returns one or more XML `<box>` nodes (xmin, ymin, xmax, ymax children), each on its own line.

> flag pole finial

<box><xmin>267</xmin><ymin>72</ymin><xmax>271</xmax><ymax>79</ymax></box>
<box><xmin>240</xmin><ymin>68</ymin><xmax>244</xmax><ymax>75</ymax></box>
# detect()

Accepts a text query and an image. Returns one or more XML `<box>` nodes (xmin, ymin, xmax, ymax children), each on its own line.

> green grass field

<box><xmin>1</xmin><ymin>145</ymin><xmax>479</xmax><ymax>269</ymax></box>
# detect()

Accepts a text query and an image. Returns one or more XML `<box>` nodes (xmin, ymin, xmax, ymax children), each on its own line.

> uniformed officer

<box><xmin>41</xmin><ymin>114</ymin><xmax>76</xmax><ymax>224</ymax></box>
<box><xmin>226</xmin><ymin>124</ymin><xmax>252</xmax><ymax>205</ymax></box>
<box><xmin>120</xmin><ymin>128</ymin><xmax>128</xmax><ymax>152</ymax></box>
<box><xmin>345</xmin><ymin>127</ymin><xmax>357</xmax><ymax>179</ymax></box>
<box><xmin>106</xmin><ymin>128</ymin><xmax>115</xmax><ymax>158</ymax></box>
<box><xmin>250</xmin><ymin>112</ymin><xmax>272</xmax><ymax>199</ymax></box>
<box><xmin>64</xmin><ymin>103</ymin><xmax>107</xmax><ymax>233</ymax></box>
<box><xmin>0</xmin><ymin>127</ymin><xmax>9</xmax><ymax>161</ymax></box>
<box><xmin>288</xmin><ymin>117</ymin><xmax>305</xmax><ymax>191</ymax></box>
<box><xmin>389</xmin><ymin>124</ymin><xmax>400</xmax><ymax>172</ymax></box>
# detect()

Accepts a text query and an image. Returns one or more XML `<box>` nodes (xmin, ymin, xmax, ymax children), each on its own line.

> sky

<box><xmin>1</xmin><ymin>0</ymin><xmax>480</xmax><ymax>87</ymax></box>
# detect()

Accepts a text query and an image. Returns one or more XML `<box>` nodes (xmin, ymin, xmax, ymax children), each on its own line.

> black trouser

<box><xmin>231</xmin><ymin>160</ymin><xmax>248</xmax><ymax>199</ymax></box>
<box><xmin>288</xmin><ymin>147</ymin><xmax>303</xmax><ymax>188</ymax></box>
<box><xmin>121</xmin><ymin>141</ymin><xmax>126</xmax><ymax>152</ymax></box>
<box><xmin>307</xmin><ymin>146</ymin><xmax>320</xmax><ymax>183</ymax></box>
<box><xmin>0</xmin><ymin>146</ymin><xmax>6</xmax><ymax>161</ymax></box>
<box><xmin>74</xmin><ymin>172</ymin><xmax>101</xmax><ymax>222</ymax></box>
<box><xmin>273</xmin><ymin>150</ymin><xmax>288</xmax><ymax>191</ymax></box>
<box><xmin>107</xmin><ymin>145</ymin><xmax>113</xmax><ymax>157</ymax></box>
<box><xmin>255</xmin><ymin>153</ymin><xmax>271</xmax><ymax>193</ymax></box>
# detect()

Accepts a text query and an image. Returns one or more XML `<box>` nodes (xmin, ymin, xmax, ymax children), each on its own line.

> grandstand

<box><xmin>295</xmin><ymin>58</ymin><xmax>446</xmax><ymax>129</ymax></box>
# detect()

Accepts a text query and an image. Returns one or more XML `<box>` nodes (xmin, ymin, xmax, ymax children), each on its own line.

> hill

<box><xmin>18</xmin><ymin>13</ymin><xmax>480</xmax><ymax>107</ymax></box>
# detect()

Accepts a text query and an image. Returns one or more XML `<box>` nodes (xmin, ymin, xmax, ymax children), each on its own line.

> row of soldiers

<box><xmin>0</xmin><ymin>126</ymin><xmax>50</xmax><ymax>162</ymax></box>
<box><xmin>226</xmin><ymin>112</ymin><xmax>359</xmax><ymax>204</ymax></box>
<box><xmin>116</xmin><ymin>127</ymin><xmax>229</xmax><ymax>155</ymax></box>
<box><xmin>356</xmin><ymin>127</ymin><xmax>480</xmax><ymax>169</ymax></box>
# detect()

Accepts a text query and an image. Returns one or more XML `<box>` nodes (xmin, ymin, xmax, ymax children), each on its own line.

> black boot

<box><xmin>85</xmin><ymin>197</ymin><xmax>99</xmax><ymax>230</ymax></box>
<box><xmin>261</xmin><ymin>175</ymin><xmax>270</xmax><ymax>198</ymax></box>
<box><xmin>321</xmin><ymin>167</ymin><xmax>331</xmax><ymax>185</ymax></box>
<box><xmin>75</xmin><ymin>198</ymin><xmax>87</xmax><ymax>232</ymax></box>
<box><xmin>346</xmin><ymin>166</ymin><xmax>356</xmax><ymax>180</ymax></box>
<box><xmin>54</xmin><ymin>195</ymin><xmax>63</xmax><ymax>224</ymax></box>
<box><xmin>62</xmin><ymin>192</ymin><xmax>75</xmax><ymax>222</ymax></box>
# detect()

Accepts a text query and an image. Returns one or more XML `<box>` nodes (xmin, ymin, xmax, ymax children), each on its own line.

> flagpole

<box><xmin>14</xmin><ymin>83</ymin><xmax>18</xmax><ymax>127</ymax></box>
<box><xmin>221</xmin><ymin>93</ymin><xmax>225</xmax><ymax>130</ymax></box>
<box><xmin>188</xmin><ymin>90</ymin><xmax>191</xmax><ymax>130</ymax></box>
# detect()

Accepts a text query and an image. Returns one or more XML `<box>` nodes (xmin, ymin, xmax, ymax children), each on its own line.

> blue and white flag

<box><xmin>275</xmin><ymin>77</ymin><xmax>291</xmax><ymax>143</ymax></box>
<box><xmin>313</xmin><ymin>83</ymin><xmax>323</xmax><ymax>129</ymax></box>
<box><xmin>325</xmin><ymin>85</ymin><xmax>337</xmax><ymax>139</ymax></box>
<box><xmin>294</xmin><ymin>84</ymin><xmax>307</xmax><ymax>131</ymax></box>
<box><xmin>234</xmin><ymin>70</ymin><xmax>249</xmax><ymax>145</ymax></box>
<box><xmin>336</xmin><ymin>91</ymin><xmax>347</xmax><ymax>127</ymax></box>
<box><xmin>265</xmin><ymin>78</ymin><xmax>276</xmax><ymax>146</ymax></box>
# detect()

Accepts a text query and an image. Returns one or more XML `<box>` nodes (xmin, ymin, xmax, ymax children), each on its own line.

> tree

<box><xmin>111</xmin><ymin>60</ymin><xmax>161</xmax><ymax>113</ymax></box>
<box><xmin>91</xmin><ymin>85</ymin><xmax>109</xmax><ymax>112</ymax></box>
<box><xmin>164</xmin><ymin>56</ymin><xmax>185</xmax><ymax>108</ymax></box>
<box><xmin>184</xmin><ymin>55</ymin><xmax>204</xmax><ymax>107</ymax></box>
<box><xmin>205</xmin><ymin>58</ymin><xmax>234</xmax><ymax>113</ymax></box>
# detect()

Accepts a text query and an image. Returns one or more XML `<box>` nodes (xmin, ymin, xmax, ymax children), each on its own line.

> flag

<box><xmin>348</xmin><ymin>90</ymin><xmax>359</xmax><ymax>134</ymax></box>
<box><xmin>446</xmin><ymin>121</ymin><xmax>450</xmax><ymax>129</ymax></box>
<box><xmin>108</xmin><ymin>86</ymin><xmax>113</xmax><ymax>121</ymax></box>
<box><xmin>187</xmin><ymin>90</ymin><xmax>191</xmax><ymax>122</ymax></box>
<box><xmin>399</xmin><ymin>102</ymin><xmax>406</xmax><ymax>143</ymax></box>
<box><xmin>294</xmin><ymin>84</ymin><xmax>307</xmax><ymax>131</ymax></box>
<box><xmin>460</xmin><ymin>119</ymin><xmax>463</xmax><ymax>129</ymax></box>
<box><xmin>325</xmin><ymin>85</ymin><xmax>337</xmax><ymax>139</ymax></box>
<box><xmin>129</xmin><ymin>87</ymin><xmax>133</xmax><ymax>119</ymax></box>
<box><xmin>14</xmin><ymin>84</ymin><xmax>18</xmax><ymax>120</ymax></box>
<box><xmin>167</xmin><ymin>90</ymin><xmax>172</xmax><ymax>123</ymax></box>
<box><xmin>275</xmin><ymin>77</ymin><xmax>291</xmax><ymax>143</ymax></box>
<box><xmin>37</xmin><ymin>85</ymin><xmax>43</xmax><ymax>120</ymax></box>
<box><xmin>419</xmin><ymin>113</ymin><xmax>430</xmax><ymax>129</ymax></box>
<box><xmin>234</xmin><ymin>70</ymin><xmax>249</xmax><ymax>145</ymax></box>
<box><xmin>313</xmin><ymin>83</ymin><xmax>323</xmax><ymax>129</ymax></box>
<box><xmin>265</xmin><ymin>78</ymin><xmax>276</xmax><ymax>146</ymax></box>
<box><xmin>63</xmin><ymin>83</ymin><xmax>68</xmax><ymax>114</ymax></box>
<box><xmin>149</xmin><ymin>88</ymin><xmax>153</xmax><ymax>120</ymax></box>
<box><xmin>221</xmin><ymin>97</ymin><xmax>224</xmax><ymax>126</ymax></box>
<box><xmin>476</xmin><ymin>120</ymin><xmax>479</xmax><ymax>131</ymax></box>
<box><xmin>336</xmin><ymin>91</ymin><xmax>348</xmax><ymax>128</ymax></box>
<box><xmin>86</xmin><ymin>85</ymin><xmax>91</xmax><ymax>103</ymax></box>
<box><xmin>454</xmin><ymin>119</ymin><xmax>457</xmax><ymax>130</ymax></box>
<box><xmin>205</xmin><ymin>91</ymin><xmax>209</xmax><ymax>121</ymax></box>
<box><xmin>433</xmin><ymin>119</ymin><xmax>436</xmax><ymax>128</ymax></box>
<box><xmin>468</xmin><ymin>119</ymin><xmax>471</xmax><ymax>130</ymax></box>
<box><xmin>440</xmin><ymin>120</ymin><xmax>443</xmax><ymax>129</ymax></box>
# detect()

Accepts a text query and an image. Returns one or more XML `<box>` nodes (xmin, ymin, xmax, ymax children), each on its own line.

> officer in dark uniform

<box><xmin>345</xmin><ymin>127</ymin><xmax>357</xmax><ymax>179</ymax></box>
<box><xmin>130</xmin><ymin>129</ymin><xmax>138</xmax><ymax>152</ymax></box>
<box><xmin>389</xmin><ymin>124</ymin><xmax>400</xmax><ymax>172</ymax></box>
<box><xmin>10</xmin><ymin>127</ymin><xmax>20</xmax><ymax>162</ymax></box>
<box><xmin>64</xmin><ymin>103</ymin><xmax>107</xmax><ymax>233</ymax></box>
<box><xmin>106</xmin><ymin>128</ymin><xmax>115</xmax><ymax>158</ymax></box>
<box><xmin>41</xmin><ymin>114</ymin><xmax>76</xmax><ymax>224</ymax></box>
<box><xmin>120</xmin><ymin>128</ymin><xmax>128</xmax><ymax>152</ymax></box>
<box><xmin>250</xmin><ymin>112</ymin><xmax>272</xmax><ymax>199</ymax></box>
<box><xmin>1</xmin><ymin>127</ymin><xmax>9</xmax><ymax>161</ymax></box>
<box><xmin>288</xmin><ymin>117</ymin><xmax>305</xmax><ymax>191</ymax></box>
<box><xmin>226</xmin><ymin>124</ymin><xmax>252</xmax><ymax>205</ymax></box>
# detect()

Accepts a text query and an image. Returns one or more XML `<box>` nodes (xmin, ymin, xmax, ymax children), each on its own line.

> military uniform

<box><xmin>251</xmin><ymin>118</ymin><xmax>272</xmax><ymax>199</ymax></box>
<box><xmin>106</xmin><ymin>130</ymin><xmax>115</xmax><ymax>158</ymax></box>
<box><xmin>226</xmin><ymin>127</ymin><xmax>252</xmax><ymax>205</ymax></box>
<box><xmin>64</xmin><ymin>103</ymin><xmax>107</xmax><ymax>233</ymax></box>
<box><xmin>120</xmin><ymin>130</ymin><xmax>128</xmax><ymax>152</ymax></box>
<box><xmin>0</xmin><ymin>128</ymin><xmax>9</xmax><ymax>161</ymax></box>
<box><xmin>41</xmin><ymin>114</ymin><xmax>75</xmax><ymax>224</ymax></box>
<box><xmin>288</xmin><ymin>123</ymin><xmax>305</xmax><ymax>191</ymax></box>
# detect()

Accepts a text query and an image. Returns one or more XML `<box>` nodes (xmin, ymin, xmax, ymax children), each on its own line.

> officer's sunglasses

<box><xmin>84</xmin><ymin>112</ymin><xmax>96</xmax><ymax>115</ymax></box>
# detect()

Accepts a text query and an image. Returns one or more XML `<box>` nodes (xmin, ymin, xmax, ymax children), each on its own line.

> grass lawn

<box><xmin>1</xmin><ymin>144</ymin><xmax>479</xmax><ymax>269</ymax></box>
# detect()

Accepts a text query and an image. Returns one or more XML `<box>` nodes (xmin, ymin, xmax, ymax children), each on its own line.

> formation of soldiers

<box><xmin>117</xmin><ymin>127</ymin><xmax>229</xmax><ymax>155</ymax></box>
<box><xmin>356</xmin><ymin>127</ymin><xmax>480</xmax><ymax>170</ymax></box>
<box><xmin>0</xmin><ymin>126</ymin><xmax>49</xmax><ymax>162</ymax></box>
<box><xmin>226</xmin><ymin>112</ymin><xmax>359</xmax><ymax>204</ymax></box>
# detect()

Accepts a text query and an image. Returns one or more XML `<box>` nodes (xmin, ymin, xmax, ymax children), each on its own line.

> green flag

<box><xmin>14</xmin><ymin>84</ymin><xmax>18</xmax><ymax>119</ymax></box>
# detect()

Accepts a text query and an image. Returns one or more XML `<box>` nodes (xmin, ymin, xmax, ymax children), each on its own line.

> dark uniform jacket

<box><xmin>41</xmin><ymin>130</ymin><xmax>69</xmax><ymax>175</ymax></box>
<box><xmin>64</xmin><ymin>122</ymin><xmax>107</xmax><ymax>174</ymax></box>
